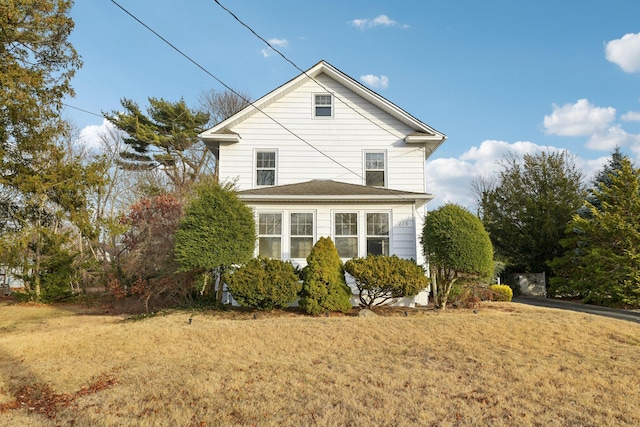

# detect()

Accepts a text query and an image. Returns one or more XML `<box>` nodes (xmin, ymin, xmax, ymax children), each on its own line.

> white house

<box><xmin>199</xmin><ymin>60</ymin><xmax>447</xmax><ymax>307</ymax></box>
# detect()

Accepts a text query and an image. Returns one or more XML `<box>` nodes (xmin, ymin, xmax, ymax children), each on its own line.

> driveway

<box><xmin>514</xmin><ymin>296</ymin><xmax>640</xmax><ymax>324</ymax></box>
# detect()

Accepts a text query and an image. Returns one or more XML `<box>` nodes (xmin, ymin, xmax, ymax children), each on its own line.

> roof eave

<box><xmin>239</xmin><ymin>193</ymin><xmax>435</xmax><ymax>207</ymax></box>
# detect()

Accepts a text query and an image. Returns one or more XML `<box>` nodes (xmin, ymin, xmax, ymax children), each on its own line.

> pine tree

<box><xmin>550</xmin><ymin>157</ymin><xmax>640</xmax><ymax>306</ymax></box>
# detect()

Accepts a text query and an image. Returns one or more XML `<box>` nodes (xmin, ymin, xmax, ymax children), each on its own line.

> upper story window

<box><xmin>365</xmin><ymin>151</ymin><xmax>386</xmax><ymax>187</ymax></box>
<box><xmin>256</xmin><ymin>150</ymin><xmax>276</xmax><ymax>186</ymax></box>
<box><xmin>258</xmin><ymin>213</ymin><xmax>282</xmax><ymax>259</ymax></box>
<box><xmin>314</xmin><ymin>94</ymin><xmax>333</xmax><ymax>117</ymax></box>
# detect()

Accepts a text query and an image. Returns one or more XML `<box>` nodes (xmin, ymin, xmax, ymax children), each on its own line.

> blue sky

<box><xmin>66</xmin><ymin>0</ymin><xmax>640</xmax><ymax>208</ymax></box>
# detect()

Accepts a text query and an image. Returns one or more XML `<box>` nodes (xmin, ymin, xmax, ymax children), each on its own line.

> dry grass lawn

<box><xmin>0</xmin><ymin>300</ymin><xmax>639</xmax><ymax>426</ymax></box>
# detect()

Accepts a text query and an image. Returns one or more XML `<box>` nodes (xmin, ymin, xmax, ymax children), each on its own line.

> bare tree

<box><xmin>199</xmin><ymin>88</ymin><xmax>251</xmax><ymax>128</ymax></box>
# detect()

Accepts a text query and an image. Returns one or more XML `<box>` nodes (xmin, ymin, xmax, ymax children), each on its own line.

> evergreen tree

<box><xmin>476</xmin><ymin>151</ymin><xmax>584</xmax><ymax>276</ymax></box>
<box><xmin>550</xmin><ymin>157</ymin><xmax>640</xmax><ymax>307</ymax></box>
<box><xmin>299</xmin><ymin>237</ymin><xmax>352</xmax><ymax>314</ymax></box>
<box><xmin>174</xmin><ymin>180</ymin><xmax>256</xmax><ymax>304</ymax></box>
<box><xmin>105</xmin><ymin>98</ymin><xmax>211</xmax><ymax>198</ymax></box>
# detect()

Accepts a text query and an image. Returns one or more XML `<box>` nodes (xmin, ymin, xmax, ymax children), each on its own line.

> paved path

<box><xmin>513</xmin><ymin>296</ymin><xmax>640</xmax><ymax>324</ymax></box>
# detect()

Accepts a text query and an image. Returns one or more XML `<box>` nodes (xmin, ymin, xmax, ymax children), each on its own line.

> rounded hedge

<box><xmin>226</xmin><ymin>257</ymin><xmax>301</xmax><ymax>310</ymax></box>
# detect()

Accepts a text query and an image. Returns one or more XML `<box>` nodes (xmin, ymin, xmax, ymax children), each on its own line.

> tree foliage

<box><xmin>174</xmin><ymin>181</ymin><xmax>256</xmax><ymax>303</ymax></box>
<box><xmin>422</xmin><ymin>203</ymin><xmax>494</xmax><ymax>310</ymax></box>
<box><xmin>1</xmin><ymin>0</ymin><xmax>81</xmax><ymax>154</ymax></box>
<box><xmin>299</xmin><ymin>237</ymin><xmax>352</xmax><ymax>314</ymax></box>
<box><xmin>344</xmin><ymin>255</ymin><xmax>428</xmax><ymax>308</ymax></box>
<box><xmin>549</xmin><ymin>155</ymin><xmax>640</xmax><ymax>307</ymax></box>
<box><xmin>226</xmin><ymin>257</ymin><xmax>301</xmax><ymax>310</ymax></box>
<box><xmin>105</xmin><ymin>98</ymin><xmax>211</xmax><ymax>197</ymax></box>
<box><xmin>115</xmin><ymin>194</ymin><xmax>192</xmax><ymax>311</ymax></box>
<box><xmin>476</xmin><ymin>151</ymin><xmax>584</xmax><ymax>276</ymax></box>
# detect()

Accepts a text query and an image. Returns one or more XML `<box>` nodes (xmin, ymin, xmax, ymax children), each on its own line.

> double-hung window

<box><xmin>314</xmin><ymin>94</ymin><xmax>333</xmax><ymax>117</ymax></box>
<box><xmin>365</xmin><ymin>152</ymin><xmax>386</xmax><ymax>187</ymax></box>
<box><xmin>366</xmin><ymin>213</ymin><xmax>389</xmax><ymax>256</ymax></box>
<box><xmin>256</xmin><ymin>151</ymin><xmax>276</xmax><ymax>186</ymax></box>
<box><xmin>334</xmin><ymin>212</ymin><xmax>358</xmax><ymax>258</ymax></box>
<box><xmin>258</xmin><ymin>213</ymin><xmax>282</xmax><ymax>259</ymax></box>
<box><xmin>290</xmin><ymin>213</ymin><xmax>314</xmax><ymax>259</ymax></box>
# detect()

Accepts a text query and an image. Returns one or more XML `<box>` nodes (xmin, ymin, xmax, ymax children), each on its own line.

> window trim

<box><xmin>313</xmin><ymin>93</ymin><xmax>333</xmax><ymax>118</ymax></box>
<box><xmin>289</xmin><ymin>211</ymin><xmax>316</xmax><ymax>259</ymax></box>
<box><xmin>332</xmin><ymin>210</ymin><xmax>393</xmax><ymax>259</ymax></box>
<box><xmin>333</xmin><ymin>211</ymin><xmax>359</xmax><ymax>259</ymax></box>
<box><xmin>363</xmin><ymin>150</ymin><xmax>387</xmax><ymax>188</ymax></box>
<box><xmin>257</xmin><ymin>212</ymin><xmax>283</xmax><ymax>259</ymax></box>
<box><xmin>366</xmin><ymin>212</ymin><xmax>390</xmax><ymax>256</ymax></box>
<box><xmin>254</xmin><ymin>149</ymin><xmax>278</xmax><ymax>187</ymax></box>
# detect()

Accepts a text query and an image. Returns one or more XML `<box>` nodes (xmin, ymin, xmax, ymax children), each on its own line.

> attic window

<box><xmin>314</xmin><ymin>94</ymin><xmax>333</xmax><ymax>117</ymax></box>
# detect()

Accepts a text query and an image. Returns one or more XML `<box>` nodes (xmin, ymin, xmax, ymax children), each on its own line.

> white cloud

<box><xmin>621</xmin><ymin>110</ymin><xmax>640</xmax><ymax>121</ymax></box>
<box><xmin>349</xmin><ymin>14</ymin><xmax>409</xmax><ymax>30</ymax></box>
<box><xmin>360</xmin><ymin>74</ymin><xmax>389</xmax><ymax>90</ymax></box>
<box><xmin>260</xmin><ymin>38</ymin><xmax>288</xmax><ymax>58</ymax></box>
<box><xmin>605</xmin><ymin>32</ymin><xmax>640</xmax><ymax>73</ymax></box>
<box><xmin>586</xmin><ymin>124</ymin><xmax>640</xmax><ymax>151</ymax></box>
<box><xmin>79</xmin><ymin>118</ymin><xmax>115</xmax><ymax>151</ymax></box>
<box><xmin>426</xmin><ymin>140</ymin><xmax>557</xmax><ymax>209</ymax></box>
<box><xmin>543</xmin><ymin>99</ymin><xmax>616</xmax><ymax>136</ymax></box>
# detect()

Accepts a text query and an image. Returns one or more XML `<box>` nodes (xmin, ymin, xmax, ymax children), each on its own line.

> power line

<box><xmin>109</xmin><ymin>0</ymin><xmax>363</xmax><ymax>181</ymax></box>
<box><xmin>211</xmin><ymin>0</ymin><xmax>406</xmax><ymax>141</ymax></box>
<box><xmin>62</xmin><ymin>103</ymin><xmax>103</xmax><ymax>118</ymax></box>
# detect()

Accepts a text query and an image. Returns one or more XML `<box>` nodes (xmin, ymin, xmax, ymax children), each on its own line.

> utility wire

<box><xmin>211</xmin><ymin>0</ymin><xmax>407</xmax><ymax>141</ymax></box>
<box><xmin>109</xmin><ymin>0</ymin><xmax>363</xmax><ymax>180</ymax></box>
<box><xmin>62</xmin><ymin>103</ymin><xmax>103</xmax><ymax>118</ymax></box>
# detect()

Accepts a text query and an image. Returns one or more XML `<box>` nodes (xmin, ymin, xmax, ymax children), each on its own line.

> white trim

<box><xmin>289</xmin><ymin>210</ymin><xmax>316</xmax><ymax>260</ymax></box>
<box><xmin>363</xmin><ymin>150</ymin><xmax>387</xmax><ymax>188</ymax></box>
<box><xmin>256</xmin><ymin>211</ymin><xmax>283</xmax><ymax>259</ymax></box>
<box><xmin>313</xmin><ymin>93</ymin><xmax>334</xmax><ymax>118</ymax></box>
<box><xmin>253</xmin><ymin>148</ymin><xmax>278</xmax><ymax>188</ymax></box>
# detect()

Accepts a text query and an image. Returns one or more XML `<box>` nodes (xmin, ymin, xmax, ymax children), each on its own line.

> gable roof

<box><xmin>238</xmin><ymin>180</ymin><xmax>434</xmax><ymax>207</ymax></box>
<box><xmin>199</xmin><ymin>60</ymin><xmax>447</xmax><ymax>154</ymax></box>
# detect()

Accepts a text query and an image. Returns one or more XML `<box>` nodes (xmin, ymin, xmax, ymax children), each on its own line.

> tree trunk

<box><xmin>430</xmin><ymin>266</ymin><xmax>439</xmax><ymax>308</ymax></box>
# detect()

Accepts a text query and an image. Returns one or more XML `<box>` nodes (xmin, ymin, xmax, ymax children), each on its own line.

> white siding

<box><xmin>219</xmin><ymin>75</ymin><xmax>426</xmax><ymax>193</ymax></box>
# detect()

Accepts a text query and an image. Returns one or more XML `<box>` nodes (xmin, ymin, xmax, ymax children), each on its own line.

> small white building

<box><xmin>199</xmin><ymin>61</ymin><xmax>447</xmax><ymax>306</ymax></box>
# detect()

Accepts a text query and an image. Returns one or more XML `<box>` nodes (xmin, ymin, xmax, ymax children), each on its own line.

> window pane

<box><xmin>259</xmin><ymin>237</ymin><xmax>281</xmax><ymax>259</ymax></box>
<box><xmin>315</xmin><ymin>95</ymin><xmax>331</xmax><ymax>105</ymax></box>
<box><xmin>336</xmin><ymin>237</ymin><xmax>358</xmax><ymax>258</ymax></box>
<box><xmin>366</xmin><ymin>171</ymin><xmax>385</xmax><ymax>187</ymax></box>
<box><xmin>367</xmin><ymin>237</ymin><xmax>389</xmax><ymax>256</ymax></box>
<box><xmin>367</xmin><ymin>213</ymin><xmax>389</xmax><ymax>235</ymax></box>
<box><xmin>366</xmin><ymin>153</ymin><xmax>385</xmax><ymax>169</ymax></box>
<box><xmin>335</xmin><ymin>213</ymin><xmax>357</xmax><ymax>235</ymax></box>
<box><xmin>257</xmin><ymin>170</ymin><xmax>275</xmax><ymax>186</ymax></box>
<box><xmin>315</xmin><ymin>106</ymin><xmax>332</xmax><ymax>117</ymax></box>
<box><xmin>258</xmin><ymin>213</ymin><xmax>281</xmax><ymax>235</ymax></box>
<box><xmin>291</xmin><ymin>237</ymin><xmax>313</xmax><ymax>258</ymax></box>
<box><xmin>256</xmin><ymin>152</ymin><xmax>275</xmax><ymax>168</ymax></box>
<box><xmin>291</xmin><ymin>213</ymin><xmax>313</xmax><ymax>236</ymax></box>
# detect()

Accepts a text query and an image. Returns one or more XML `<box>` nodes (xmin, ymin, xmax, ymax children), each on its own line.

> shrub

<box><xmin>299</xmin><ymin>237</ymin><xmax>352</xmax><ymax>315</ymax></box>
<box><xmin>344</xmin><ymin>255</ymin><xmax>429</xmax><ymax>308</ymax></box>
<box><xmin>422</xmin><ymin>203</ymin><xmax>494</xmax><ymax>310</ymax></box>
<box><xmin>489</xmin><ymin>284</ymin><xmax>513</xmax><ymax>302</ymax></box>
<box><xmin>226</xmin><ymin>257</ymin><xmax>301</xmax><ymax>310</ymax></box>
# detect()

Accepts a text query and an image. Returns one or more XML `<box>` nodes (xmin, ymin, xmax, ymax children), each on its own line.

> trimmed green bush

<box><xmin>489</xmin><ymin>284</ymin><xmax>513</xmax><ymax>302</ymax></box>
<box><xmin>226</xmin><ymin>257</ymin><xmax>301</xmax><ymax>310</ymax></box>
<box><xmin>299</xmin><ymin>237</ymin><xmax>352</xmax><ymax>314</ymax></box>
<box><xmin>344</xmin><ymin>255</ymin><xmax>429</xmax><ymax>308</ymax></box>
